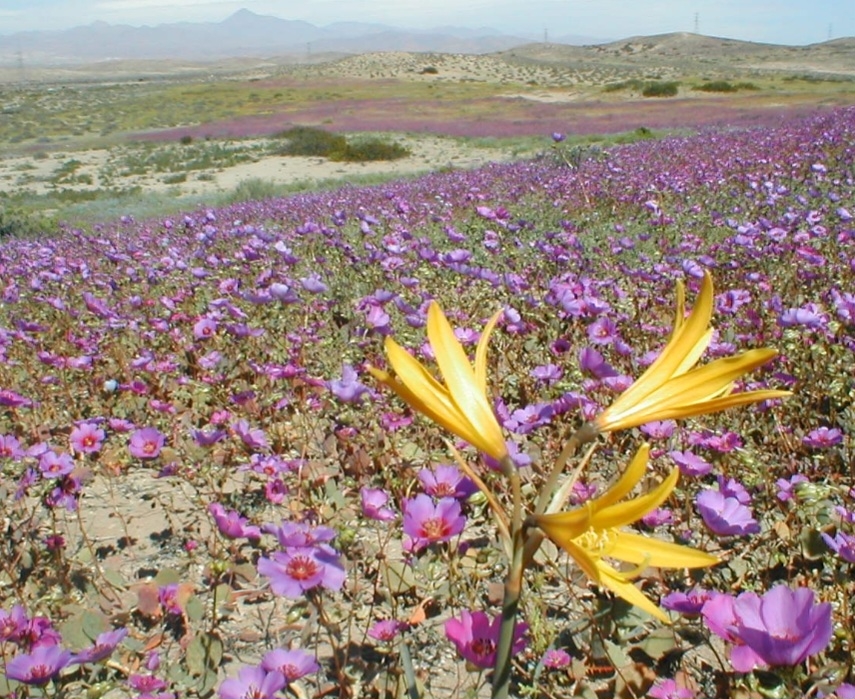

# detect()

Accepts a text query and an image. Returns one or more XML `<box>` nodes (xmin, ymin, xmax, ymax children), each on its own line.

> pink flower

<box><xmin>368</xmin><ymin>619</ymin><xmax>406</xmax><ymax>642</ymax></box>
<box><xmin>193</xmin><ymin>318</ymin><xmax>218</xmax><ymax>340</ymax></box>
<box><xmin>38</xmin><ymin>451</ymin><xmax>75</xmax><ymax>479</ymax></box>
<box><xmin>360</xmin><ymin>487</ymin><xmax>396</xmax><ymax>521</ymax></box>
<box><xmin>208</xmin><ymin>503</ymin><xmax>261</xmax><ymax>541</ymax></box>
<box><xmin>257</xmin><ymin>547</ymin><xmax>345</xmax><ymax>599</ymax></box>
<box><xmin>128</xmin><ymin>427</ymin><xmax>165</xmax><ymax>459</ymax></box>
<box><xmin>445</xmin><ymin>610</ymin><xmax>527</xmax><ymax>669</ymax></box>
<box><xmin>6</xmin><ymin>644</ymin><xmax>72</xmax><ymax>685</ymax></box>
<box><xmin>69</xmin><ymin>423</ymin><xmax>105</xmax><ymax>454</ymax></box>
<box><xmin>541</xmin><ymin>648</ymin><xmax>571</xmax><ymax>669</ymax></box>
<box><xmin>260</xmin><ymin>649</ymin><xmax>319</xmax><ymax>682</ymax></box>
<box><xmin>402</xmin><ymin>495</ymin><xmax>465</xmax><ymax>549</ymax></box>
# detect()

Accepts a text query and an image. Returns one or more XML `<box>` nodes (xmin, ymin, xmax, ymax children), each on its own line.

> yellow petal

<box><xmin>589</xmin><ymin>443</ymin><xmax>650</xmax><ymax>511</ymax></box>
<box><xmin>427</xmin><ymin>303</ymin><xmax>507</xmax><ymax>459</ymax></box>
<box><xmin>638</xmin><ymin>389</ymin><xmax>791</xmax><ymax>423</ymax></box>
<box><xmin>593</xmin><ymin>468</ymin><xmax>678</xmax><ymax>530</ymax></box>
<box><xmin>606</xmin><ymin>531</ymin><xmax>720</xmax><ymax>569</ymax></box>
<box><xmin>595</xmin><ymin>561</ymin><xmax>671</xmax><ymax>623</ymax></box>
<box><xmin>561</xmin><ymin>537</ymin><xmax>603</xmax><ymax>584</ymax></box>
<box><xmin>533</xmin><ymin>508</ymin><xmax>593</xmax><ymax>543</ymax></box>
<box><xmin>602</xmin><ymin>347</ymin><xmax>780</xmax><ymax>430</ymax></box>
<box><xmin>607</xmin><ymin>272</ymin><xmax>713</xmax><ymax>414</ymax></box>
<box><xmin>475</xmin><ymin>308</ymin><xmax>503</xmax><ymax>396</ymax></box>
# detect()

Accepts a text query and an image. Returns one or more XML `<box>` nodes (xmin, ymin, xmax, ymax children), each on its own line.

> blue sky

<box><xmin>0</xmin><ymin>0</ymin><xmax>852</xmax><ymax>45</ymax></box>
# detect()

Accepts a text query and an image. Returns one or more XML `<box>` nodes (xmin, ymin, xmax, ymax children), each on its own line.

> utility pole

<box><xmin>543</xmin><ymin>28</ymin><xmax>548</xmax><ymax>45</ymax></box>
<box><xmin>827</xmin><ymin>23</ymin><xmax>833</xmax><ymax>40</ymax></box>
<box><xmin>694</xmin><ymin>13</ymin><xmax>700</xmax><ymax>34</ymax></box>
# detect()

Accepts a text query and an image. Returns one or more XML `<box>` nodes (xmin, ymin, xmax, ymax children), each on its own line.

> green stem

<box><xmin>491</xmin><ymin>457</ymin><xmax>524</xmax><ymax>699</ymax></box>
<box><xmin>535</xmin><ymin>422</ymin><xmax>598</xmax><ymax>515</ymax></box>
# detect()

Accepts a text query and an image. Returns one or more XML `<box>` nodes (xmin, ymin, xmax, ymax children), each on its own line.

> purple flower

<box><xmin>661</xmin><ymin>587</ymin><xmax>713</xmax><ymax>616</ymax></box>
<box><xmin>257</xmin><ymin>547</ymin><xmax>345</xmax><ymax>598</ymax></box>
<box><xmin>504</xmin><ymin>403</ymin><xmax>553</xmax><ymax>434</ymax></box>
<box><xmin>578</xmin><ymin>346</ymin><xmax>617</xmax><ymax>378</ymax></box>
<box><xmin>551</xmin><ymin>132</ymin><xmax>566</xmax><ymax>143</ymax></box>
<box><xmin>193</xmin><ymin>318</ymin><xmax>218</xmax><ymax>340</ymax></box>
<box><xmin>640</xmin><ymin>420</ymin><xmax>676</xmax><ymax>440</ymax></box>
<box><xmin>300</xmin><ymin>276</ymin><xmax>328</xmax><ymax>293</ymax></box>
<box><xmin>208</xmin><ymin>503</ymin><xmax>261</xmax><ymax>541</ymax></box>
<box><xmin>232</xmin><ymin>420</ymin><xmax>268</xmax><ymax>450</ymax></box>
<box><xmin>776</xmin><ymin>474</ymin><xmax>809</xmax><ymax>502</ymax></box>
<box><xmin>38</xmin><ymin>450</ymin><xmax>75</xmax><ymax>479</ymax></box>
<box><xmin>822</xmin><ymin>531</ymin><xmax>855</xmax><ymax>563</ymax></box>
<box><xmin>128</xmin><ymin>427</ymin><xmax>165</xmax><ymax>459</ymax></box>
<box><xmin>219</xmin><ymin>666</ymin><xmax>286</xmax><ymax>699</ymax></box>
<box><xmin>71</xmin><ymin>628</ymin><xmax>128</xmax><ymax>664</ymax></box>
<box><xmin>445</xmin><ymin>610</ymin><xmax>527</xmax><ymax>669</ymax></box>
<box><xmin>0</xmin><ymin>389</ymin><xmax>32</xmax><ymax>407</ymax></box>
<box><xmin>696</xmin><ymin>489</ymin><xmax>760</xmax><ymax>536</ymax></box>
<box><xmin>668</xmin><ymin>450</ymin><xmax>713</xmax><ymax>477</ymax></box>
<box><xmin>530</xmin><ymin>363</ymin><xmax>563</xmax><ymax>385</ymax></box>
<box><xmin>6</xmin><ymin>644</ymin><xmax>73</xmax><ymax>685</ymax></box>
<box><xmin>328</xmin><ymin>364</ymin><xmax>369</xmax><ymax>403</ymax></box>
<box><xmin>260</xmin><ymin>648</ymin><xmax>319</xmax><ymax>683</ymax></box>
<box><xmin>803</xmin><ymin>426</ymin><xmax>843</xmax><ymax>449</ymax></box>
<box><xmin>417</xmin><ymin>465</ymin><xmax>475</xmax><ymax>499</ymax></box>
<box><xmin>402</xmin><ymin>494</ymin><xmax>465</xmax><ymax>549</ymax></box>
<box><xmin>0</xmin><ymin>604</ymin><xmax>29</xmax><ymax>642</ymax></box>
<box><xmin>360</xmin><ymin>487</ymin><xmax>396</xmax><ymax>521</ymax></box>
<box><xmin>587</xmin><ymin>316</ymin><xmax>618</xmax><ymax>345</ymax></box>
<box><xmin>779</xmin><ymin>304</ymin><xmax>827</xmax><ymax>329</ymax></box>
<box><xmin>731</xmin><ymin>586</ymin><xmax>833</xmax><ymax>671</ymax></box>
<box><xmin>69</xmin><ymin>423</ymin><xmax>105</xmax><ymax>454</ymax></box>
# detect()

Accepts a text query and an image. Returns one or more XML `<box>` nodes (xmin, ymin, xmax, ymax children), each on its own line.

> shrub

<box><xmin>420</xmin><ymin>66</ymin><xmax>439</xmax><ymax>74</ymax></box>
<box><xmin>179</xmin><ymin>135</ymin><xmax>194</xmax><ymax>145</ymax></box>
<box><xmin>0</xmin><ymin>207</ymin><xmax>51</xmax><ymax>239</ymax></box>
<box><xmin>642</xmin><ymin>81</ymin><xmax>680</xmax><ymax>97</ymax></box>
<box><xmin>694</xmin><ymin>80</ymin><xmax>738</xmax><ymax>93</ymax></box>
<box><xmin>330</xmin><ymin>137</ymin><xmax>411</xmax><ymax>163</ymax></box>
<box><xmin>276</xmin><ymin>126</ymin><xmax>347</xmax><ymax>157</ymax></box>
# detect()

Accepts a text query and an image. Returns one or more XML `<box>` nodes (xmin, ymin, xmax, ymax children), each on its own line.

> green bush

<box><xmin>0</xmin><ymin>207</ymin><xmax>51</xmax><ymax>239</ymax></box>
<box><xmin>275</xmin><ymin>126</ymin><xmax>347</xmax><ymax>157</ymax></box>
<box><xmin>694</xmin><ymin>80</ymin><xmax>737</xmax><ymax>93</ymax></box>
<box><xmin>330</xmin><ymin>138</ymin><xmax>411</xmax><ymax>163</ymax></box>
<box><xmin>642</xmin><ymin>81</ymin><xmax>679</xmax><ymax>97</ymax></box>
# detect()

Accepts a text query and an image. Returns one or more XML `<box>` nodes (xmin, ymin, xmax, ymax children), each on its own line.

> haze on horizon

<box><xmin>1</xmin><ymin>0</ymin><xmax>853</xmax><ymax>46</ymax></box>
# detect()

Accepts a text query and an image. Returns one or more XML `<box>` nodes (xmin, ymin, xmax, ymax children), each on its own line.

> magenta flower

<box><xmin>803</xmin><ymin>426</ymin><xmax>843</xmax><ymax>449</ymax></box>
<box><xmin>541</xmin><ymin>648</ymin><xmax>571</xmax><ymax>669</ymax></box>
<box><xmin>367</xmin><ymin>619</ymin><xmax>406</xmax><ymax>642</ymax></box>
<box><xmin>661</xmin><ymin>587</ymin><xmax>713</xmax><ymax>616</ymax></box>
<box><xmin>0</xmin><ymin>434</ymin><xmax>25</xmax><ymax>459</ymax></box>
<box><xmin>257</xmin><ymin>547</ymin><xmax>345</xmax><ymax>599</ymax></box>
<box><xmin>0</xmin><ymin>389</ymin><xmax>32</xmax><ymax>407</ymax></box>
<box><xmin>128</xmin><ymin>427</ymin><xmax>165</xmax><ymax>459</ymax></box>
<box><xmin>417</xmin><ymin>465</ymin><xmax>475</xmax><ymax>499</ymax></box>
<box><xmin>578</xmin><ymin>347</ymin><xmax>618</xmax><ymax>378</ymax></box>
<box><xmin>360</xmin><ymin>487</ymin><xmax>396</xmax><ymax>522</ymax></box>
<box><xmin>232</xmin><ymin>419</ymin><xmax>269</xmax><ymax>450</ymax></box>
<box><xmin>219</xmin><ymin>666</ymin><xmax>286</xmax><ymax>699</ymax></box>
<box><xmin>822</xmin><ymin>531</ymin><xmax>855</xmax><ymax>563</ymax></box>
<box><xmin>260</xmin><ymin>648</ymin><xmax>319</xmax><ymax>683</ymax></box>
<box><xmin>71</xmin><ymin>628</ymin><xmax>128</xmax><ymax>664</ymax></box>
<box><xmin>696</xmin><ymin>489</ymin><xmax>760</xmax><ymax>536</ymax></box>
<box><xmin>776</xmin><ymin>474</ymin><xmax>809</xmax><ymax>502</ymax></box>
<box><xmin>0</xmin><ymin>605</ymin><xmax>29</xmax><ymax>642</ymax></box>
<box><xmin>6</xmin><ymin>644</ymin><xmax>72</xmax><ymax>685</ymax></box>
<box><xmin>504</xmin><ymin>402</ymin><xmax>554</xmax><ymax>434</ymax></box>
<box><xmin>69</xmin><ymin>423</ymin><xmax>105</xmax><ymax>454</ymax></box>
<box><xmin>402</xmin><ymin>495</ymin><xmax>465</xmax><ymax>549</ymax></box>
<box><xmin>587</xmin><ymin>316</ymin><xmax>618</xmax><ymax>345</ymax></box>
<box><xmin>208</xmin><ymin>503</ymin><xmax>261</xmax><ymax>541</ymax></box>
<box><xmin>668</xmin><ymin>449</ymin><xmax>713</xmax><ymax>477</ymax></box>
<box><xmin>445</xmin><ymin>610</ymin><xmax>527</xmax><ymax>669</ymax></box>
<box><xmin>648</xmin><ymin>679</ymin><xmax>695</xmax><ymax>699</ymax></box>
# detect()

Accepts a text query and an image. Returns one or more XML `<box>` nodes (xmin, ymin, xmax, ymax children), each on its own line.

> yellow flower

<box><xmin>530</xmin><ymin>444</ymin><xmax>718</xmax><ymax>622</ymax></box>
<box><xmin>368</xmin><ymin>302</ymin><xmax>508</xmax><ymax>461</ymax></box>
<box><xmin>595</xmin><ymin>271</ymin><xmax>789</xmax><ymax>433</ymax></box>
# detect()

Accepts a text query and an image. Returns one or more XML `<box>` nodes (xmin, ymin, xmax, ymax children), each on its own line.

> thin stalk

<box><xmin>491</xmin><ymin>456</ymin><xmax>523</xmax><ymax>699</ymax></box>
<box><xmin>535</xmin><ymin>422</ymin><xmax>598</xmax><ymax>515</ymax></box>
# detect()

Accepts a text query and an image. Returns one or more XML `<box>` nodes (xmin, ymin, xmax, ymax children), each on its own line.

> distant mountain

<box><xmin>0</xmin><ymin>9</ymin><xmax>541</xmax><ymax>65</ymax></box>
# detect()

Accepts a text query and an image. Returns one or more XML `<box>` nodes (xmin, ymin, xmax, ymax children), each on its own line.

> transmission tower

<box><xmin>694</xmin><ymin>13</ymin><xmax>700</xmax><ymax>34</ymax></box>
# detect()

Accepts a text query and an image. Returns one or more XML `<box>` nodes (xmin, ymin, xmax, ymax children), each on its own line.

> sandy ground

<box><xmin>0</xmin><ymin>133</ymin><xmax>529</xmax><ymax>201</ymax></box>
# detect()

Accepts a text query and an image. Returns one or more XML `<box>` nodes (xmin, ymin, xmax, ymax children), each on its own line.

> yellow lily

<box><xmin>368</xmin><ymin>302</ymin><xmax>508</xmax><ymax>461</ymax></box>
<box><xmin>595</xmin><ymin>271</ymin><xmax>789</xmax><ymax>433</ymax></box>
<box><xmin>530</xmin><ymin>444</ymin><xmax>718</xmax><ymax>622</ymax></box>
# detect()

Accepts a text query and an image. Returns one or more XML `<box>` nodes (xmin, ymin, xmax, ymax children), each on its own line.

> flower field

<box><xmin>0</xmin><ymin>105</ymin><xmax>853</xmax><ymax>699</ymax></box>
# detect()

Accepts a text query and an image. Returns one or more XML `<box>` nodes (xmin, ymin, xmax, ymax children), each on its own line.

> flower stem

<box><xmin>535</xmin><ymin>422</ymin><xmax>598</xmax><ymax>515</ymax></box>
<box><xmin>491</xmin><ymin>457</ymin><xmax>524</xmax><ymax>699</ymax></box>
